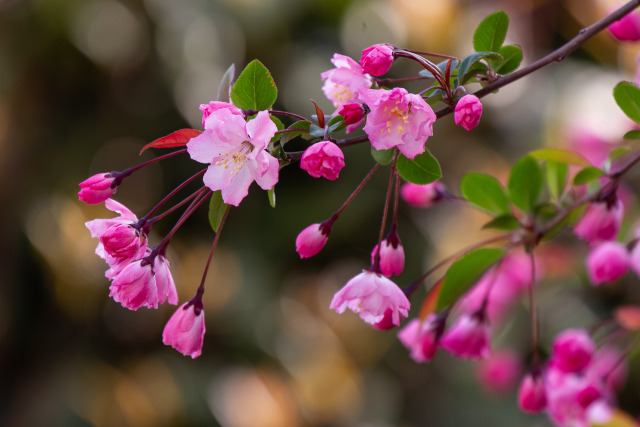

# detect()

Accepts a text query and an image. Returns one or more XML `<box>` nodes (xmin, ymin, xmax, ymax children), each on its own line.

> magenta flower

<box><xmin>608</xmin><ymin>8</ymin><xmax>640</xmax><ymax>41</ymax></box>
<box><xmin>371</xmin><ymin>232</ymin><xmax>405</xmax><ymax>276</ymax></box>
<box><xmin>338</xmin><ymin>103</ymin><xmax>366</xmax><ymax>133</ymax></box>
<box><xmin>550</xmin><ymin>329</ymin><xmax>595</xmax><ymax>373</ymax></box>
<box><xmin>100</xmin><ymin>223</ymin><xmax>147</xmax><ymax>263</ymax></box>
<box><xmin>187</xmin><ymin>109</ymin><xmax>279</xmax><ymax>206</ymax></box>
<box><xmin>359</xmin><ymin>87</ymin><xmax>436</xmax><ymax>159</ymax></box>
<box><xmin>199</xmin><ymin>101</ymin><xmax>244</xmax><ymax>128</ymax></box>
<box><xmin>329</xmin><ymin>270</ymin><xmax>410</xmax><ymax>326</ymax></box>
<box><xmin>78</xmin><ymin>173</ymin><xmax>117</xmax><ymax>204</ymax></box>
<box><xmin>321</xmin><ymin>53</ymin><xmax>372</xmax><ymax>111</ymax></box>
<box><xmin>574</xmin><ymin>200</ymin><xmax>624</xmax><ymax>245</ymax></box>
<box><xmin>296</xmin><ymin>222</ymin><xmax>331</xmax><ymax>258</ymax></box>
<box><xmin>454</xmin><ymin>94</ymin><xmax>483</xmax><ymax>131</ymax></box>
<box><xmin>476</xmin><ymin>349</ymin><xmax>522</xmax><ymax>394</ymax></box>
<box><xmin>163</xmin><ymin>302</ymin><xmax>206</xmax><ymax>358</ymax></box>
<box><xmin>518</xmin><ymin>372</ymin><xmax>547</xmax><ymax>413</ymax></box>
<box><xmin>300</xmin><ymin>141</ymin><xmax>345</xmax><ymax>180</ymax></box>
<box><xmin>397</xmin><ymin>315</ymin><xmax>441</xmax><ymax>363</ymax></box>
<box><xmin>441</xmin><ymin>312</ymin><xmax>491</xmax><ymax>360</ymax></box>
<box><xmin>360</xmin><ymin>44</ymin><xmax>394</xmax><ymax>76</ymax></box>
<box><xmin>400</xmin><ymin>181</ymin><xmax>444</xmax><ymax>207</ymax></box>
<box><xmin>586</xmin><ymin>241</ymin><xmax>629</xmax><ymax>285</ymax></box>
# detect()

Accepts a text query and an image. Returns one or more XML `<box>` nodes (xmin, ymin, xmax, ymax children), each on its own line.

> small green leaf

<box><xmin>396</xmin><ymin>150</ymin><xmax>442</xmax><ymax>184</ymax></box>
<box><xmin>208</xmin><ymin>191</ymin><xmax>230</xmax><ymax>233</ymax></box>
<box><xmin>371</xmin><ymin>147</ymin><xmax>395</xmax><ymax>165</ymax></box>
<box><xmin>460</xmin><ymin>172</ymin><xmax>510</xmax><ymax>215</ymax></box>
<box><xmin>457</xmin><ymin>52</ymin><xmax>501</xmax><ymax>84</ymax></box>
<box><xmin>508</xmin><ymin>156</ymin><xmax>543</xmax><ymax>213</ymax></box>
<box><xmin>267</xmin><ymin>188</ymin><xmax>276</xmax><ymax>208</ymax></box>
<box><xmin>436</xmin><ymin>248</ymin><xmax>505</xmax><ymax>310</ymax></box>
<box><xmin>614</xmin><ymin>81</ymin><xmax>640</xmax><ymax>124</ymax></box>
<box><xmin>546</xmin><ymin>160</ymin><xmax>568</xmax><ymax>200</ymax></box>
<box><xmin>623</xmin><ymin>129</ymin><xmax>640</xmax><ymax>140</ymax></box>
<box><xmin>217</xmin><ymin>64</ymin><xmax>236</xmax><ymax>102</ymax></box>
<box><xmin>573</xmin><ymin>166</ymin><xmax>604</xmax><ymax>185</ymax></box>
<box><xmin>280</xmin><ymin>121</ymin><xmax>311</xmax><ymax>145</ymax></box>
<box><xmin>473</xmin><ymin>11</ymin><xmax>509</xmax><ymax>52</ymax></box>
<box><xmin>609</xmin><ymin>147</ymin><xmax>630</xmax><ymax>162</ymax></box>
<box><xmin>482</xmin><ymin>214</ymin><xmax>520</xmax><ymax>231</ymax></box>
<box><xmin>230</xmin><ymin>59</ymin><xmax>278</xmax><ymax>111</ymax></box>
<box><xmin>495</xmin><ymin>44</ymin><xmax>522</xmax><ymax>74</ymax></box>
<box><xmin>529</xmin><ymin>148</ymin><xmax>591</xmax><ymax>167</ymax></box>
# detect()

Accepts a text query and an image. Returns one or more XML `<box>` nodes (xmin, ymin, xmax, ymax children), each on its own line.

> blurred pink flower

<box><xmin>78</xmin><ymin>173</ymin><xmax>117</xmax><ymax>204</ymax></box>
<box><xmin>163</xmin><ymin>302</ymin><xmax>206</xmax><ymax>358</ymax></box>
<box><xmin>574</xmin><ymin>200</ymin><xmax>623</xmax><ymax>245</ymax></box>
<box><xmin>300</xmin><ymin>141</ymin><xmax>345</xmax><ymax>180</ymax></box>
<box><xmin>321</xmin><ymin>54</ymin><xmax>372</xmax><ymax>111</ymax></box>
<box><xmin>518</xmin><ymin>372</ymin><xmax>547</xmax><ymax>413</ymax></box>
<box><xmin>550</xmin><ymin>329</ymin><xmax>595</xmax><ymax>373</ymax></box>
<box><xmin>397</xmin><ymin>315</ymin><xmax>441</xmax><ymax>363</ymax></box>
<box><xmin>400</xmin><ymin>181</ymin><xmax>444</xmax><ymax>207</ymax></box>
<box><xmin>360</xmin><ymin>44</ymin><xmax>394</xmax><ymax>76</ymax></box>
<box><xmin>454</xmin><ymin>94</ymin><xmax>483</xmax><ymax>131</ymax></box>
<box><xmin>586</xmin><ymin>241</ymin><xmax>629</xmax><ymax>285</ymax></box>
<box><xmin>441</xmin><ymin>313</ymin><xmax>491</xmax><ymax>360</ymax></box>
<box><xmin>476</xmin><ymin>349</ymin><xmax>522</xmax><ymax>393</ymax></box>
<box><xmin>608</xmin><ymin>8</ymin><xmax>640</xmax><ymax>41</ymax></box>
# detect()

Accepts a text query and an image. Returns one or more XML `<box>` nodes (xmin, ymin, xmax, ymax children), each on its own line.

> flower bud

<box><xmin>78</xmin><ymin>173</ymin><xmax>117</xmax><ymax>204</ymax></box>
<box><xmin>586</xmin><ymin>241</ymin><xmax>629</xmax><ymax>285</ymax></box>
<box><xmin>100</xmin><ymin>224</ymin><xmax>146</xmax><ymax>261</ymax></box>
<box><xmin>608</xmin><ymin>9</ymin><xmax>640</xmax><ymax>42</ymax></box>
<box><xmin>518</xmin><ymin>372</ymin><xmax>547</xmax><ymax>413</ymax></box>
<box><xmin>360</xmin><ymin>44</ymin><xmax>394</xmax><ymax>76</ymax></box>
<box><xmin>371</xmin><ymin>231</ymin><xmax>405</xmax><ymax>276</ymax></box>
<box><xmin>162</xmin><ymin>302</ymin><xmax>206</xmax><ymax>358</ymax></box>
<box><xmin>476</xmin><ymin>349</ymin><xmax>522</xmax><ymax>394</ymax></box>
<box><xmin>300</xmin><ymin>141</ymin><xmax>345</xmax><ymax>180</ymax></box>
<box><xmin>338</xmin><ymin>103</ymin><xmax>366</xmax><ymax>133</ymax></box>
<box><xmin>551</xmin><ymin>329</ymin><xmax>595</xmax><ymax>373</ymax></box>
<box><xmin>400</xmin><ymin>181</ymin><xmax>444</xmax><ymax>207</ymax></box>
<box><xmin>296</xmin><ymin>222</ymin><xmax>331</xmax><ymax>258</ymax></box>
<box><xmin>441</xmin><ymin>312</ymin><xmax>491</xmax><ymax>360</ymax></box>
<box><xmin>454</xmin><ymin>94</ymin><xmax>483</xmax><ymax>131</ymax></box>
<box><xmin>574</xmin><ymin>200</ymin><xmax>624</xmax><ymax>245</ymax></box>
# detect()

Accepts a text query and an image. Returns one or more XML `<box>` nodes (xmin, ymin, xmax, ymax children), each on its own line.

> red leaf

<box><xmin>419</xmin><ymin>279</ymin><xmax>443</xmax><ymax>321</ymax></box>
<box><xmin>140</xmin><ymin>128</ymin><xmax>203</xmax><ymax>154</ymax></box>
<box><xmin>310</xmin><ymin>99</ymin><xmax>325</xmax><ymax>129</ymax></box>
<box><xmin>615</xmin><ymin>306</ymin><xmax>640</xmax><ymax>331</ymax></box>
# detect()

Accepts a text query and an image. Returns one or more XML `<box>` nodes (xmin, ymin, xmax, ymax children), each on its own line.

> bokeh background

<box><xmin>2</xmin><ymin>0</ymin><xmax>640</xmax><ymax>425</ymax></box>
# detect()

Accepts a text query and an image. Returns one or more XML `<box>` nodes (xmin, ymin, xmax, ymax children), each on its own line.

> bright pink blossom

<box><xmin>371</xmin><ymin>232</ymin><xmax>405</xmax><ymax>276</ymax></box>
<box><xmin>360</xmin><ymin>44</ymin><xmax>394</xmax><ymax>76</ymax></box>
<box><xmin>518</xmin><ymin>372</ymin><xmax>547</xmax><ymax>413</ymax></box>
<box><xmin>329</xmin><ymin>270</ymin><xmax>410</xmax><ymax>326</ymax></box>
<box><xmin>300</xmin><ymin>141</ymin><xmax>345</xmax><ymax>180</ymax></box>
<box><xmin>454</xmin><ymin>94</ymin><xmax>482</xmax><ymax>131</ymax></box>
<box><xmin>339</xmin><ymin>103</ymin><xmax>366</xmax><ymax>133</ymax></box>
<box><xmin>551</xmin><ymin>329</ymin><xmax>595</xmax><ymax>373</ymax></box>
<box><xmin>100</xmin><ymin>223</ymin><xmax>147</xmax><ymax>262</ymax></box>
<box><xmin>476</xmin><ymin>349</ymin><xmax>522</xmax><ymax>394</ymax></box>
<box><xmin>441</xmin><ymin>313</ymin><xmax>491</xmax><ymax>360</ymax></box>
<box><xmin>187</xmin><ymin>109</ymin><xmax>279</xmax><ymax>206</ymax></box>
<box><xmin>321</xmin><ymin>54</ymin><xmax>372</xmax><ymax>111</ymax></box>
<box><xmin>397</xmin><ymin>315</ymin><xmax>441</xmax><ymax>363</ymax></box>
<box><xmin>359</xmin><ymin>87</ymin><xmax>436</xmax><ymax>159</ymax></box>
<box><xmin>296</xmin><ymin>222</ymin><xmax>331</xmax><ymax>258</ymax></box>
<box><xmin>608</xmin><ymin>8</ymin><xmax>640</xmax><ymax>42</ymax></box>
<box><xmin>78</xmin><ymin>173</ymin><xmax>117</xmax><ymax>204</ymax></box>
<box><xmin>163</xmin><ymin>302</ymin><xmax>206</xmax><ymax>358</ymax></box>
<box><xmin>199</xmin><ymin>101</ymin><xmax>244</xmax><ymax>128</ymax></box>
<box><xmin>586</xmin><ymin>241</ymin><xmax>629</xmax><ymax>285</ymax></box>
<box><xmin>400</xmin><ymin>181</ymin><xmax>444</xmax><ymax>207</ymax></box>
<box><xmin>574</xmin><ymin>200</ymin><xmax>624</xmax><ymax>245</ymax></box>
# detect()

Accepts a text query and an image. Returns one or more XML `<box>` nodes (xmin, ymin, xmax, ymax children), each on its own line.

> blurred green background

<box><xmin>2</xmin><ymin>0</ymin><xmax>640</xmax><ymax>425</ymax></box>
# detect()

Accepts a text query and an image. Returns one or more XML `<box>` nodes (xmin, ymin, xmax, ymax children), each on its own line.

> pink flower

<box><xmin>608</xmin><ymin>8</ymin><xmax>640</xmax><ymax>42</ymax></box>
<box><xmin>550</xmin><ymin>329</ymin><xmax>595</xmax><ymax>373</ymax></box>
<box><xmin>360</xmin><ymin>44</ymin><xmax>394</xmax><ymax>76</ymax></box>
<box><xmin>163</xmin><ymin>302</ymin><xmax>206</xmax><ymax>358</ymax></box>
<box><xmin>586</xmin><ymin>241</ymin><xmax>629</xmax><ymax>285</ymax></box>
<box><xmin>100</xmin><ymin>223</ymin><xmax>147</xmax><ymax>262</ymax></box>
<box><xmin>441</xmin><ymin>313</ymin><xmax>491</xmax><ymax>360</ymax></box>
<box><xmin>586</xmin><ymin>347</ymin><xmax>627</xmax><ymax>393</ymax></box>
<box><xmin>187</xmin><ymin>109</ymin><xmax>279</xmax><ymax>206</ymax></box>
<box><xmin>574</xmin><ymin>200</ymin><xmax>624</xmax><ymax>245</ymax></box>
<box><xmin>78</xmin><ymin>173</ymin><xmax>117</xmax><ymax>204</ymax></box>
<box><xmin>400</xmin><ymin>181</ymin><xmax>444</xmax><ymax>207</ymax></box>
<box><xmin>321</xmin><ymin>54</ymin><xmax>372</xmax><ymax>111</ymax></box>
<box><xmin>371</xmin><ymin>231</ymin><xmax>405</xmax><ymax>276</ymax></box>
<box><xmin>360</xmin><ymin>87</ymin><xmax>436</xmax><ymax>159</ymax></box>
<box><xmin>296</xmin><ymin>222</ymin><xmax>331</xmax><ymax>258</ymax></box>
<box><xmin>518</xmin><ymin>372</ymin><xmax>547</xmax><ymax>413</ymax></box>
<box><xmin>476</xmin><ymin>349</ymin><xmax>522</xmax><ymax>394</ymax></box>
<box><xmin>454</xmin><ymin>94</ymin><xmax>482</xmax><ymax>131</ymax></box>
<box><xmin>300</xmin><ymin>141</ymin><xmax>345</xmax><ymax>180</ymax></box>
<box><xmin>329</xmin><ymin>270</ymin><xmax>410</xmax><ymax>326</ymax></box>
<box><xmin>200</xmin><ymin>101</ymin><xmax>244</xmax><ymax>129</ymax></box>
<box><xmin>338</xmin><ymin>103</ymin><xmax>366</xmax><ymax>133</ymax></box>
<box><xmin>371</xmin><ymin>307</ymin><xmax>396</xmax><ymax>330</ymax></box>
<box><xmin>397</xmin><ymin>315</ymin><xmax>441</xmax><ymax>363</ymax></box>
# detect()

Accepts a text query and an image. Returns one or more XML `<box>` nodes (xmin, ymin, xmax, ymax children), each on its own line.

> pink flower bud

<box><xmin>441</xmin><ymin>312</ymin><xmax>491</xmax><ymax>360</ymax></box>
<box><xmin>397</xmin><ymin>315</ymin><xmax>441</xmax><ymax>363</ymax></box>
<box><xmin>551</xmin><ymin>329</ymin><xmax>595</xmax><ymax>373</ymax></box>
<box><xmin>574</xmin><ymin>200</ymin><xmax>624</xmax><ymax>245</ymax></box>
<box><xmin>300</xmin><ymin>141</ymin><xmax>345</xmax><ymax>180</ymax></box>
<box><xmin>608</xmin><ymin>9</ymin><xmax>640</xmax><ymax>42</ymax></box>
<box><xmin>199</xmin><ymin>101</ymin><xmax>244</xmax><ymax>129</ymax></box>
<box><xmin>586</xmin><ymin>241</ymin><xmax>629</xmax><ymax>285</ymax></box>
<box><xmin>338</xmin><ymin>103</ymin><xmax>366</xmax><ymax>133</ymax></box>
<box><xmin>371</xmin><ymin>232</ymin><xmax>405</xmax><ymax>276</ymax></box>
<box><xmin>296</xmin><ymin>222</ymin><xmax>331</xmax><ymax>258</ymax></box>
<box><xmin>162</xmin><ymin>302</ymin><xmax>206</xmax><ymax>358</ymax></box>
<box><xmin>360</xmin><ymin>44</ymin><xmax>394</xmax><ymax>76</ymax></box>
<box><xmin>517</xmin><ymin>372</ymin><xmax>547</xmax><ymax>413</ymax></box>
<box><xmin>78</xmin><ymin>173</ymin><xmax>117</xmax><ymax>204</ymax></box>
<box><xmin>454</xmin><ymin>94</ymin><xmax>483</xmax><ymax>131</ymax></box>
<box><xmin>100</xmin><ymin>224</ymin><xmax>147</xmax><ymax>262</ymax></box>
<box><xmin>400</xmin><ymin>181</ymin><xmax>444</xmax><ymax>207</ymax></box>
<box><xmin>476</xmin><ymin>349</ymin><xmax>522</xmax><ymax>394</ymax></box>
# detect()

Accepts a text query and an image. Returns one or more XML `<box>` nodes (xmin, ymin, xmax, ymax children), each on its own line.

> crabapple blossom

<box><xmin>360</xmin><ymin>87</ymin><xmax>436</xmax><ymax>159</ymax></box>
<box><xmin>78</xmin><ymin>173</ymin><xmax>117</xmax><ymax>204</ymax></box>
<box><xmin>585</xmin><ymin>241</ymin><xmax>629</xmax><ymax>285</ymax></box>
<box><xmin>329</xmin><ymin>270</ymin><xmax>410</xmax><ymax>326</ymax></box>
<box><xmin>441</xmin><ymin>312</ymin><xmax>491</xmax><ymax>360</ymax></box>
<box><xmin>199</xmin><ymin>101</ymin><xmax>244</xmax><ymax>128</ymax></box>
<box><xmin>296</xmin><ymin>222</ymin><xmax>331</xmax><ymax>258</ymax></box>
<box><xmin>371</xmin><ymin>231</ymin><xmax>405</xmax><ymax>276</ymax></box>
<box><xmin>187</xmin><ymin>109</ymin><xmax>279</xmax><ymax>206</ymax></box>
<box><xmin>454</xmin><ymin>94</ymin><xmax>483</xmax><ymax>131</ymax></box>
<box><xmin>607</xmin><ymin>8</ymin><xmax>640</xmax><ymax>41</ymax></box>
<box><xmin>476</xmin><ymin>349</ymin><xmax>522</xmax><ymax>394</ymax></box>
<box><xmin>100</xmin><ymin>223</ymin><xmax>147</xmax><ymax>263</ymax></box>
<box><xmin>163</xmin><ymin>302</ymin><xmax>206</xmax><ymax>359</ymax></box>
<box><xmin>550</xmin><ymin>329</ymin><xmax>595</xmax><ymax>373</ymax></box>
<box><xmin>300</xmin><ymin>141</ymin><xmax>345</xmax><ymax>180</ymax></box>
<box><xmin>360</xmin><ymin>44</ymin><xmax>394</xmax><ymax>76</ymax></box>
<box><xmin>321</xmin><ymin>53</ymin><xmax>372</xmax><ymax>111</ymax></box>
<box><xmin>518</xmin><ymin>372</ymin><xmax>547</xmax><ymax>413</ymax></box>
<box><xmin>400</xmin><ymin>181</ymin><xmax>444</xmax><ymax>207</ymax></box>
<box><xmin>371</xmin><ymin>308</ymin><xmax>396</xmax><ymax>330</ymax></box>
<box><xmin>397</xmin><ymin>315</ymin><xmax>441</xmax><ymax>363</ymax></box>
<box><xmin>338</xmin><ymin>103</ymin><xmax>366</xmax><ymax>133</ymax></box>
<box><xmin>573</xmin><ymin>199</ymin><xmax>624</xmax><ymax>244</ymax></box>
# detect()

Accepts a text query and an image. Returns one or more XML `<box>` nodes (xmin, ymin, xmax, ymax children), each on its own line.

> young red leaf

<box><xmin>140</xmin><ymin>128</ymin><xmax>203</xmax><ymax>154</ymax></box>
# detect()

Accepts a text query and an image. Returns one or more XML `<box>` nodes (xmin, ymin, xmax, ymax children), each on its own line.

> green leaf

<box><xmin>508</xmin><ymin>156</ymin><xmax>543</xmax><ymax>213</ymax></box>
<box><xmin>371</xmin><ymin>147</ymin><xmax>395</xmax><ymax>165</ymax></box>
<box><xmin>623</xmin><ymin>129</ymin><xmax>640</xmax><ymax>140</ymax></box>
<box><xmin>460</xmin><ymin>172</ymin><xmax>510</xmax><ymax>215</ymax></box>
<box><xmin>614</xmin><ymin>81</ymin><xmax>640</xmax><ymax>124</ymax></box>
<box><xmin>217</xmin><ymin>64</ymin><xmax>236</xmax><ymax>102</ymax></box>
<box><xmin>396</xmin><ymin>150</ymin><xmax>442</xmax><ymax>184</ymax></box>
<box><xmin>208</xmin><ymin>191</ymin><xmax>230</xmax><ymax>233</ymax></box>
<box><xmin>267</xmin><ymin>188</ymin><xmax>276</xmax><ymax>208</ymax></box>
<box><xmin>482</xmin><ymin>214</ymin><xmax>520</xmax><ymax>230</ymax></box>
<box><xmin>529</xmin><ymin>148</ymin><xmax>591</xmax><ymax>167</ymax></box>
<box><xmin>495</xmin><ymin>44</ymin><xmax>522</xmax><ymax>74</ymax></box>
<box><xmin>573</xmin><ymin>166</ymin><xmax>604</xmax><ymax>185</ymax></box>
<box><xmin>280</xmin><ymin>121</ymin><xmax>311</xmax><ymax>145</ymax></box>
<box><xmin>230</xmin><ymin>59</ymin><xmax>278</xmax><ymax>111</ymax></box>
<box><xmin>436</xmin><ymin>248</ymin><xmax>505</xmax><ymax>310</ymax></box>
<box><xmin>473</xmin><ymin>11</ymin><xmax>509</xmax><ymax>52</ymax></box>
<box><xmin>546</xmin><ymin>160</ymin><xmax>568</xmax><ymax>200</ymax></box>
<box><xmin>457</xmin><ymin>52</ymin><xmax>501</xmax><ymax>84</ymax></box>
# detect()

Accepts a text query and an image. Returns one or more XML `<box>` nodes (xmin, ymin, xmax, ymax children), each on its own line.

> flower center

<box><xmin>380</xmin><ymin>101</ymin><xmax>409</xmax><ymax>135</ymax></box>
<box><xmin>214</xmin><ymin>141</ymin><xmax>255</xmax><ymax>175</ymax></box>
<box><xmin>332</xmin><ymin>84</ymin><xmax>354</xmax><ymax>104</ymax></box>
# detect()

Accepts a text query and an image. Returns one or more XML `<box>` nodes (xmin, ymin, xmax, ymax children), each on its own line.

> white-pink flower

<box><xmin>329</xmin><ymin>270</ymin><xmax>410</xmax><ymax>326</ymax></box>
<box><xmin>321</xmin><ymin>54</ymin><xmax>372</xmax><ymax>111</ymax></box>
<box><xmin>359</xmin><ymin>87</ymin><xmax>436</xmax><ymax>159</ymax></box>
<box><xmin>187</xmin><ymin>109</ymin><xmax>279</xmax><ymax>206</ymax></box>
<box><xmin>300</xmin><ymin>141</ymin><xmax>345</xmax><ymax>180</ymax></box>
<box><xmin>441</xmin><ymin>313</ymin><xmax>491</xmax><ymax>360</ymax></box>
<box><xmin>586</xmin><ymin>241</ymin><xmax>629</xmax><ymax>285</ymax></box>
<box><xmin>163</xmin><ymin>302</ymin><xmax>206</xmax><ymax>358</ymax></box>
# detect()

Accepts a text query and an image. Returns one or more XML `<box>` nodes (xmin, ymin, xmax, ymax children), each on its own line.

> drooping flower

<box><xmin>550</xmin><ymin>329</ymin><xmax>595</xmax><ymax>373</ymax></box>
<box><xmin>441</xmin><ymin>312</ymin><xmax>491</xmax><ymax>360</ymax></box>
<box><xmin>360</xmin><ymin>44</ymin><xmax>394</xmax><ymax>76</ymax></box>
<box><xmin>321</xmin><ymin>54</ymin><xmax>372</xmax><ymax>111</ymax></box>
<box><xmin>518</xmin><ymin>371</ymin><xmax>547</xmax><ymax>413</ymax></box>
<box><xmin>300</xmin><ymin>141</ymin><xmax>345</xmax><ymax>180</ymax></box>
<box><xmin>371</xmin><ymin>230</ymin><xmax>405</xmax><ymax>276</ymax></box>
<box><xmin>163</xmin><ymin>302</ymin><xmax>206</xmax><ymax>358</ymax></box>
<box><xmin>608</xmin><ymin>8</ymin><xmax>640</xmax><ymax>42</ymax></box>
<box><xmin>585</xmin><ymin>241</ymin><xmax>629</xmax><ymax>285</ymax></box>
<box><xmin>454</xmin><ymin>94</ymin><xmax>483</xmax><ymax>131</ymax></box>
<box><xmin>100</xmin><ymin>223</ymin><xmax>147</xmax><ymax>263</ymax></box>
<box><xmin>339</xmin><ymin>103</ymin><xmax>366</xmax><ymax>133</ymax></box>
<box><xmin>400</xmin><ymin>181</ymin><xmax>444</xmax><ymax>207</ymax></box>
<box><xmin>78</xmin><ymin>173</ymin><xmax>118</xmax><ymax>204</ymax></box>
<box><xmin>397</xmin><ymin>315</ymin><xmax>441</xmax><ymax>363</ymax></box>
<box><xmin>187</xmin><ymin>109</ymin><xmax>279</xmax><ymax>206</ymax></box>
<box><xmin>359</xmin><ymin>87</ymin><xmax>436</xmax><ymax>159</ymax></box>
<box><xmin>476</xmin><ymin>349</ymin><xmax>522</xmax><ymax>394</ymax></box>
<box><xmin>329</xmin><ymin>270</ymin><xmax>410</xmax><ymax>326</ymax></box>
<box><xmin>296</xmin><ymin>222</ymin><xmax>332</xmax><ymax>258</ymax></box>
<box><xmin>574</xmin><ymin>200</ymin><xmax>624</xmax><ymax>245</ymax></box>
